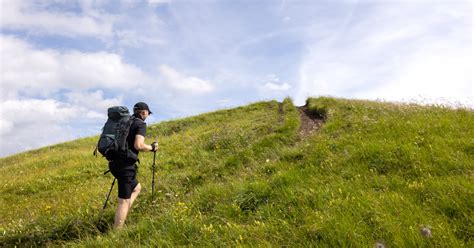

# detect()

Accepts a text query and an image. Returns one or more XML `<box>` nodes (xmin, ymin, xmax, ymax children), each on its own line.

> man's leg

<box><xmin>113</xmin><ymin>183</ymin><xmax>141</xmax><ymax>229</ymax></box>
<box><xmin>129</xmin><ymin>183</ymin><xmax>141</xmax><ymax>210</ymax></box>
<box><xmin>113</xmin><ymin>165</ymin><xmax>141</xmax><ymax>230</ymax></box>
<box><xmin>114</xmin><ymin>198</ymin><xmax>131</xmax><ymax>230</ymax></box>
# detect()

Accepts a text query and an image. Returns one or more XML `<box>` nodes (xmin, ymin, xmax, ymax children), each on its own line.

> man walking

<box><xmin>109</xmin><ymin>102</ymin><xmax>158</xmax><ymax>229</ymax></box>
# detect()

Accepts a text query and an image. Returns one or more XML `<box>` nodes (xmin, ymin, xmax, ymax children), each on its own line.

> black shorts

<box><xmin>109</xmin><ymin>160</ymin><xmax>139</xmax><ymax>199</ymax></box>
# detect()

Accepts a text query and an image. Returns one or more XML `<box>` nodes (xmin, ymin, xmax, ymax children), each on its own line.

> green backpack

<box><xmin>94</xmin><ymin>106</ymin><xmax>138</xmax><ymax>162</ymax></box>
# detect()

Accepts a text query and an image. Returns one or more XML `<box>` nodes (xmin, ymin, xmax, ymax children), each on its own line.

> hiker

<box><xmin>109</xmin><ymin>102</ymin><xmax>158</xmax><ymax>229</ymax></box>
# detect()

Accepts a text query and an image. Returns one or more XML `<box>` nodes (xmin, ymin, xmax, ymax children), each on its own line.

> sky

<box><xmin>0</xmin><ymin>0</ymin><xmax>472</xmax><ymax>157</ymax></box>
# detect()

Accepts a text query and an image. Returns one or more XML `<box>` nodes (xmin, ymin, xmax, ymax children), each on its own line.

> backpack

<box><xmin>94</xmin><ymin>106</ymin><xmax>138</xmax><ymax>162</ymax></box>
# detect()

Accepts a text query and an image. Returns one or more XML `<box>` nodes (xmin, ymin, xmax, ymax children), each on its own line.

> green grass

<box><xmin>0</xmin><ymin>97</ymin><xmax>472</xmax><ymax>247</ymax></box>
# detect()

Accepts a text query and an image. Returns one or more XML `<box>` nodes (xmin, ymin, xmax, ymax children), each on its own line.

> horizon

<box><xmin>1</xmin><ymin>0</ymin><xmax>472</xmax><ymax>157</ymax></box>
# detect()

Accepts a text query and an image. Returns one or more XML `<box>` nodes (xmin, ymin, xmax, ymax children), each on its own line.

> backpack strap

<box><xmin>130</xmin><ymin>115</ymin><xmax>144</xmax><ymax>165</ymax></box>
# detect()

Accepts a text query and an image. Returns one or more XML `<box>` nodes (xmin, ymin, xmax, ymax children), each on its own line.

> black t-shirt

<box><xmin>127</xmin><ymin>114</ymin><xmax>147</xmax><ymax>156</ymax></box>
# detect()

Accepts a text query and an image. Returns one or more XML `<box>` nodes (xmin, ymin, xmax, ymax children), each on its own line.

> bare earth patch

<box><xmin>297</xmin><ymin>106</ymin><xmax>324</xmax><ymax>137</ymax></box>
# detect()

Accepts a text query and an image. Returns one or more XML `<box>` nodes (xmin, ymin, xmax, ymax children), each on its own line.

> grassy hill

<box><xmin>1</xmin><ymin>97</ymin><xmax>472</xmax><ymax>247</ymax></box>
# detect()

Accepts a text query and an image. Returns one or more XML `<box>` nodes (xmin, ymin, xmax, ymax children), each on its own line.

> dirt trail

<box><xmin>297</xmin><ymin>106</ymin><xmax>324</xmax><ymax>137</ymax></box>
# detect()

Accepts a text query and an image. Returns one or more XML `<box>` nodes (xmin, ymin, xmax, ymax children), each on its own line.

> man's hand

<box><xmin>151</xmin><ymin>142</ymin><xmax>158</xmax><ymax>152</ymax></box>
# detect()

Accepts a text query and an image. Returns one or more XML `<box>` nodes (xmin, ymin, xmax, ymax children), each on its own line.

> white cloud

<box><xmin>0</xmin><ymin>1</ymin><xmax>114</xmax><ymax>37</ymax></box>
<box><xmin>0</xmin><ymin>34</ymin><xmax>214</xmax><ymax>157</ymax></box>
<box><xmin>59</xmin><ymin>51</ymin><xmax>149</xmax><ymax>89</ymax></box>
<box><xmin>0</xmin><ymin>1</ymin><xmax>167</xmax><ymax>49</ymax></box>
<box><xmin>65</xmin><ymin>90</ymin><xmax>122</xmax><ymax>112</ymax></box>
<box><xmin>0</xmin><ymin>119</ymin><xmax>13</xmax><ymax>136</ymax></box>
<box><xmin>148</xmin><ymin>0</ymin><xmax>171</xmax><ymax>5</ymax></box>
<box><xmin>0</xmin><ymin>35</ymin><xmax>150</xmax><ymax>100</ymax></box>
<box><xmin>0</xmin><ymin>36</ymin><xmax>149</xmax><ymax>157</ymax></box>
<box><xmin>266</xmin><ymin>74</ymin><xmax>280</xmax><ymax>82</ymax></box>
<box><xmin>0</xmin><ymin>123</ymin><xmax>76</xmax><ymax>157</ymax></box>
<box><xmin>260</xmin><ymin>74</ymin><xmax>291</xmax><ymax>93</ymax></box>
<box><xmin>0</xmin><ymin>94</ymin><xmax>123</xmax><ymax>157</ymax></box>
<box><xmin>159</xmin><ymin>64</ymin><xmax>214</xmax><ymax>94</ymax></box>
<box><xmin>362</xmin><ymin>48</ymin><xmax>472</xmax><ymax>101</ymax></box>
<box><xmin>264</xmin><ymin>82</ymin><xmax>291</xmax><ymax>91</ymax></box>
<box><xmin>0</xmin><ymin>99</ymin><xmax>74</xmax><ymax>124</ymax></box>
<box><xmin>295</xmin><ymin>2</ymin><xmax>473</xmax><ymax>107</ymax></box>
<box><xmin>64</xmin><ymin>90</ymin><xmax>123</xmax><ymax>122</ymax></box>
<box><xmin>0</xmin><ymin>98</ymin><xmax>77</xmax><ymax>156</ymax></box>
<box><xmin>115</xmin><ymin>30</ymin><xmax>164</xmax><ymax>48</ymax></box>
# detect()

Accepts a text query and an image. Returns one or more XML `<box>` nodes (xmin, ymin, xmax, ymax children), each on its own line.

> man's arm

<box><xmin>134</xmin><ymin>135</ymin><xmax>156</xmax><ymax>152</ymax></box>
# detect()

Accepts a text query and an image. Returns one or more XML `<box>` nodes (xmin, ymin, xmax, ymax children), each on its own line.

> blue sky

<box><xmin>0</xmin><ymin>0</ymin><xmax>472</xmax><ymax>157</ymax></box>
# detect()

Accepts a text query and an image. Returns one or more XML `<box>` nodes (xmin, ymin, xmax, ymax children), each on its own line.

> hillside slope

<box><xmin>1</xmin><ymin>97</ymin><xmax>473</xmax><ymax>247</ymax></box>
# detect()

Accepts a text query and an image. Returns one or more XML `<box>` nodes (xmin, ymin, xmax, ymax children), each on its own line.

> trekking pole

<box><xmin>97</xmin><ymin>177</ymin><xmax>115</xmax><ymax>232</ymax></box>
<box><xmin>152</xmin><ymin>150</ymin><xmax>156</xmax><ymax>201</ymax></box>
<box><xmin>103</xmin><ymin>178</ymin><xmax>116</xmax><ymax>210</ymax></box>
